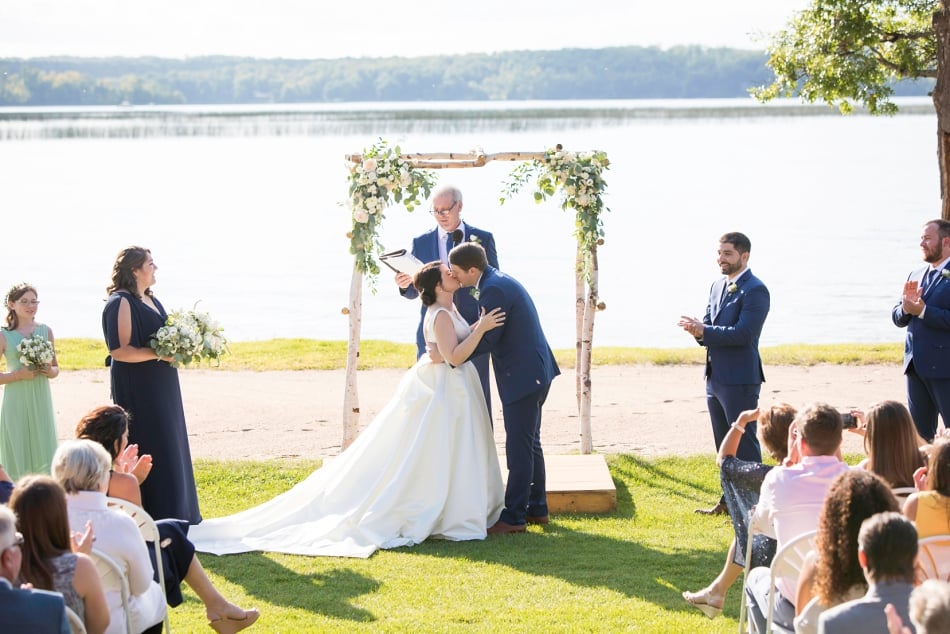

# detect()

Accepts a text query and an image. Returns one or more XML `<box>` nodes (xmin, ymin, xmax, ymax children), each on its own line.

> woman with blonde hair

<box><xmin>52</xmin><ymin>439</ymin><xmax>166</xmax><ymax>634</ymax></box>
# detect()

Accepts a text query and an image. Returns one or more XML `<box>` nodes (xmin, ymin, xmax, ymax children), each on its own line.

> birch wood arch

<box><xmin>342</xmin><ymin>139</ymin><xmax>609</xmax><ymax>453</ymax></box>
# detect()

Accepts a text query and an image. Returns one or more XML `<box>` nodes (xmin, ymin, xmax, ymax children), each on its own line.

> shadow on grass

<box><xmin>197</xmin><ymin>452</ymin><xmax>738</xmax><ymax>624</ymax></box>
<box><xmin>201</xmin><ymin>553</ymin><xmax>379</xmax><ymax>623</ymax></box>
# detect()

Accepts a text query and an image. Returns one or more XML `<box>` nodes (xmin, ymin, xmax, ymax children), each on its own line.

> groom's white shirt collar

<box><xmin>475</xmin><ymin>271</ymin><xmax>485</xmax><ymax>289</ymax></box>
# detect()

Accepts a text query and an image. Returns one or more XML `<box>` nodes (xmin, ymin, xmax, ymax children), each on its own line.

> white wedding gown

<box><xmin>189</xmin><ymin>305</ymin><xmax>503</xmax><ymax>558</ymax></box>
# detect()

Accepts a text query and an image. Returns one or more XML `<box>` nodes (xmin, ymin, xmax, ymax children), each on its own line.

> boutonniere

<box><xmin>942</xmin><ymin>269</ymin><xmax>950</xmax><ymax>280</ymax></box>
<box><xmin>468</xmin><ymin>234</ymin><xmax>482</xmax><ymax>244</ymax></box>
<box><xmin>469</xmin><ymin>288</ymin><xmax>480</xmax><ymax>300</ymax></box>
<box><xmin>727</xmin><ymin>283</ymin><xmax>739</xmax><ymax>294</ymax></box>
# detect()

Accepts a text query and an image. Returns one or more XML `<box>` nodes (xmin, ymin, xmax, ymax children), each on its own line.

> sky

<box><xmin>0</xmin><ymin>0</ymin><xmax>812</xmax><ymax>59</ymax></box>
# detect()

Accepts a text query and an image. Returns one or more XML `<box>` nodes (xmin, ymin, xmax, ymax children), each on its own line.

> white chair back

<box><xmin>765</xmin><ymin>530</ymin><xmax>816</xmax><ymax>633</ymax></box>
<box><xmin>90</xmin><ymin>547</ymin><xmax>133</xmax><ymax>634</ymax></box>
<box><xmin>917</xmin><ymin>534</ymin><xmax>950</xmax><ymax>583</ymax></box>
<box><xmin>891</xmin><ymin>487</ymin><xmax>917</xmax><ymax>504</ymax></box>
<box><xmin>65</xmin><ymin>605</ymin><xmax>87</xmax><ymax>634</ymax></box>
<box><xmin>107</xmin><ymin>497</ymin><xmax>171</xmax><ymax>632</ymax></box>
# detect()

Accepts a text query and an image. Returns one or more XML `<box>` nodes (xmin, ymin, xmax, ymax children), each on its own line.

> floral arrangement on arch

<box><xmin>346</xmin><ymin>139</ymin><xmax>437</xmax><ymax>277</ymax></box>
<box><xmin>501</xmin><ymin>145</ymin><xmax>610</xmax><ymax>277</ymax></box>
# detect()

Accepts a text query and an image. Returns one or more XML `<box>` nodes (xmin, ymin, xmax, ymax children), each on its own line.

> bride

<box><xmin>190</xmin><ymin>261</ymin><xmax>505</xmax><ymax>558</ymax></box>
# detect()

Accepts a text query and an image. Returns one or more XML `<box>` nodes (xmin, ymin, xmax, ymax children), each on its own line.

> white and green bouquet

<box><xmin>16</xmin><ymin>333</ymin><xmax>54</xmax><ymax>370</ymax></box>
<box><xmin>151</xmin><ymin>308</ymin><xmax>229</xmax><ymax>367</ymax></box>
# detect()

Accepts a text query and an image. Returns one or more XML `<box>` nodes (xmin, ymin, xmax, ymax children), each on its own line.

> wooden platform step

<box><xmin>500</xmin><ymin>454</ymin><xmax>616</xmax><ymax>514</ymax></box>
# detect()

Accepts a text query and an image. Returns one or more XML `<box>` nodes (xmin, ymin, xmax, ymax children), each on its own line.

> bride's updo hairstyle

<box><xmin>413</xmin><ymin>262</ymin><xmax>444</xmax><ymax>307</ymax></box>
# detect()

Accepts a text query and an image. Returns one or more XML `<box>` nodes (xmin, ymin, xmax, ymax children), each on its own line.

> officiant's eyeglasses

<box><xmin>430</xmin><ymin>201</ymin><xmax>459</xmax><ymax>216</ymax></box>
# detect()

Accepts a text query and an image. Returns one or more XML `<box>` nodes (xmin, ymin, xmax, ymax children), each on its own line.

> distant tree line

<box><xmin>0</xmin><ymin>46</ymin><xmax>930</xmax><ymax>106</ymax></box>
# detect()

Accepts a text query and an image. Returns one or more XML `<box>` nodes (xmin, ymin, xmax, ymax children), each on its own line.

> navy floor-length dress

<box><xmin>102</xmin><ymin>291</ymin><xmax>201</xmax><ymax>524</ymax></box>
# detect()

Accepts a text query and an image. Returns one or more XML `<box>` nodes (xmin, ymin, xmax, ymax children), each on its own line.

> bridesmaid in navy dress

<box><xmin>101</xmin><ymin>246</ymin><xmax>201</xmax><ymax>524</ymax></box>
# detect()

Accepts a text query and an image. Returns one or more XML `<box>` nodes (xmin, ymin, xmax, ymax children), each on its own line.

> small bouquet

<box><xmin>151</xmin><ymin>307</ymin><xmax>229</xmax><ymax>368</ymax></box>
<box><xmin>17</xmin><ymin>333</ymin><xmax>54</xmax><ymax>370</ymax></box>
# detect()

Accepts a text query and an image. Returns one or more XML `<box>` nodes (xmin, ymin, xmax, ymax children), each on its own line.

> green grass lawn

<box><xmin>167</xmin><ymin>454</ymin><xmax>859</xmax><ymax>633</ymax></box>
<box><xmin>54</xmin><ymin>338</ymin><xmax>902</xmax><ymax>371</ymax></box>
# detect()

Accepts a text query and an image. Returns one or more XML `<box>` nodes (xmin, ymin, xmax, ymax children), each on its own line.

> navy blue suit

<box><xmin>892</xmin><ymin>262</ymin><xmax>950</xmax><ymax>440</ymax></box>
<box><xmin>0</xmin><ymin>578</ymin><xmax>70</xmax><ymax>633</ymax></box>
<box><xmin>699</xmin><ymin>269</ymin><xmax>769</xmax><ymax>464</ymax></box>
<box><xmin>401</xmin><ymin>223</ymin><xmax>498</xmax><ymax>408</ymax></box>
<box><xmin>469</xmin><ymin>266</ymin><xmax>560</xmax><ymax>525</ymax></box>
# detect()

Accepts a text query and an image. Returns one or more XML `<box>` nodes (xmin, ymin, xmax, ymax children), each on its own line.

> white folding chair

<box><xmin>892</xmin><ymin>487</ymin><xmax>917</xmax><ymax>505</ymax></box>
<box><xmin>90</xmin><ymin>547</ymin><xmax>133</xmax><ymax>634</ymax></box>
<box><xmin>107</xmin><ymin>497</ymin><xmax>172</xmax><ymax>632</ymax></box>
<box><xmin>916</xmin><ymin>534</ymin><xmax>950</xmax><ymax>583</ymax></box>
<box><xmin>65</xmin><ymin>605</ymin><xmax>87</xmax><ymax>634</ymax></box>
<box><xmin>737</xmin><ymin>520</ymin><xmax>756</xmax><ymax>634</ymax></box>
<box><xmin>765</xmin><ymin>530</ymin><xmax>816</xmax><ymax>633</ymax></box>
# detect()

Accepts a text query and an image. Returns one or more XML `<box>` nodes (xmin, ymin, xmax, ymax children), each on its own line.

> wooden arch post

<box><xmin>343</xmin><ymin>145</ymin><xmax>607</xmax><ymax>454</ymax></box>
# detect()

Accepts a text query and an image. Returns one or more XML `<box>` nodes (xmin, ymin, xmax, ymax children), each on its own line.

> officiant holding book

<box><xmin>395</xmin><ymin>185</ymin><xmax>498</xmax><ymax>409</ymax></box>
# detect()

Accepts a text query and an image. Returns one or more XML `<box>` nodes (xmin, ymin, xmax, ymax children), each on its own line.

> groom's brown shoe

<box><xmin>488</xmin><ymin>520</ymin><xmax>527</xmax><ymax>535</ymax></box>
<box><xmin>526</xmin><ymin>515</ymin><xmax>549</xmax><ymax>525</ymax></box>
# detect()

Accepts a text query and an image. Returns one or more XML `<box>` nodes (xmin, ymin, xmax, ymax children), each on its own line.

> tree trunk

<box><xmin>933</xmin><ymin>7</ymin><xmax>950</xmax><ymax>220</ymax></box>
<box><xmin>342</xmin><ymin>264</ymin><xmax>363</xmax><ymax>450</ymax></box>
<box><xmin>579</xmin><ymin>243</ymin><xmax>599</xmax><ymax>455</ymax></box>
<box><xmin>574</xmin><ymin>246</ymin><xmax>585</xmax><ymax>413</ymax></box>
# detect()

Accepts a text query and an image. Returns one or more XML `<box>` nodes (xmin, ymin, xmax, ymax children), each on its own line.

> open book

<box><xmin>379</xmin><ymin>249</ymin><xmax>425</xmax><ymax>276</ymax></box>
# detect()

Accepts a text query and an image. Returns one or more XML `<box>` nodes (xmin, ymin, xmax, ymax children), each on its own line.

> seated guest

<box><xmin>0</xmin><ymin>504</ymin><xmax>70</xmax><ymax>633</ymax></box>
<box><xmin>682</xmin><ymin>403</ymin><xmax>796</xmax><ymax>618</ymax></box>
<box><xmin>903</xmin><ymin>438</ymin><xmax>950</xmax><ymax>537</ymax></box>
<box><xmin>793</xmin><ymin>470</ymin><xmax>900</xmax><ymax>634</ymax></box>
<box><xmin>850</xmin><ymin>400</ymin><xmax>926</xmax><ymax>488</ymax></box>
<box><xmin>75</xmin><ymin>405</ymin><xmax>259</xmax><ymax>633</ymax></box>
<box><xmin>885</xmin><ymin>579</ymin><xmax>950</xmax><ymax>634</ymax></box>
<box><xmin>0</xmin><ymin>464</ymin><xmax>12</xmax><ymax>504</ymax></box>
<box><xmin>818</xmin><ymin>512</ymin><xmax>917</xmax><ymax>633</ymax></box>
<box><xmin>52</xmin><ymin>439</ymin><xmax>166</xmax><ymax>634</ymax></box>
<box><xmin>744</xmin><ymin>402</ymin><xmax>849</xmax><ymax>633</ymax></box>
<box><xmin>10</xmin><ymin>475</ymin><xmax>110</xmax><ymax>634</ymax></box>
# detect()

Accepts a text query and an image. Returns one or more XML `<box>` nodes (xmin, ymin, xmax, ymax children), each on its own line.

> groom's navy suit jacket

<box><xmin>400</xmin><ymin>223</ymin><xmax>498</xmax><ymax>356</ymax></box>
<box><xmin>893</xmin><ymin>262</ymin><xmax>950</xmax><ymax>379</ymax></box>
<box><xmin>471</xmin><ymin>266</ymin><xmax>560</xmax><ymax>404</ymax></box>
<box><xmin>700</xmin><ymin>269</ymin><xmax>769</xmax><ymax>385</ymax></box>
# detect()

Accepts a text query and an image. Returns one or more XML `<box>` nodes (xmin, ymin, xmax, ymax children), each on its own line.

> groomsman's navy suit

<box><xmin>401</xmin><ymin>223</ymin><xmax>498</xmax><ymax>408</ymax></box>
<box><xmin>469</xmin><ymin>266</ymin><xmax>560</xmax><ymax>526</ymax></box>
<box><xmin>698</xmin><ymin>269</ymin><xmax>769</xmax><ymax>463</ymax></box>
<box><xmin>892</xmin><ymin>261</ymin><xmax>950</xmax><ymax>440</ymax></box>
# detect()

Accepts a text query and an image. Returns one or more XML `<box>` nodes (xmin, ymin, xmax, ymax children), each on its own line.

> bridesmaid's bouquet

<box><xmin>151</xmin><ymin>308</ymin><xmax>229</xmax><ymax>367</ymax></box>
<box><xmin>17</xmin><ymin>333</ymin><xmax>54</xmax><ymax>370</ymax></box>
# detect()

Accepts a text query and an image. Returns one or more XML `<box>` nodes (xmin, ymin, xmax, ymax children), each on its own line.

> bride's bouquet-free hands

<box><xmin>150</xmin><ymin>307</ymin><xmax>229</xmax><ymax>368</ymax></box>
<box><xmin>16</xmin><ymin>333</ymin><xmax>54</xmax><ymax>370</ymax></box>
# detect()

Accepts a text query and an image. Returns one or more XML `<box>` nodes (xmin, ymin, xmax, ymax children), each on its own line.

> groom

<box><xmin>447</xmin><ymin>242</ymin><xmax>560</xmax><ymax>534</ymax></box>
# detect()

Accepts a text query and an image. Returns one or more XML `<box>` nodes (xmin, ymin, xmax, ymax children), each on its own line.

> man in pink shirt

<box><xmin>744</xmin><ymin>402</ymin><xmax>849</xmax><ymax>632</ymax></box>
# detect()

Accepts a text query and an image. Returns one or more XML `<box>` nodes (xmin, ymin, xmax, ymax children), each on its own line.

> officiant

<box><xmin>395</xmin><ymin>185</ymin><xmax>499</xmax><ymax>410</ymax></box>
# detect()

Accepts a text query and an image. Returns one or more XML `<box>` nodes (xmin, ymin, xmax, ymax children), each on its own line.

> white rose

<box><xmin>363</xmin><ymin>158</ymin><xmax>377</xmax><ymax>172</ymax></box>
<box><xmin>399</xmin><ymin>170</ymin><xmax>412</xmax><ymax>187</ymax></box>
<box><xmin>576</xmin><ymin>194</ymin><xmax>590</xmax><ymax>207</ymax></box>
<box><xmin>353</xmin><ymin>210</ymin><xmax>370</xmax><ymax>223</ymax></box>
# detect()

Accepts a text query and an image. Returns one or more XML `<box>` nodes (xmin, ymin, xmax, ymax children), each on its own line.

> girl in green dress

<box><xmin>0</xmin><ymin>283</ymin><xmax>59</xmax><ymax>480</ymax></box>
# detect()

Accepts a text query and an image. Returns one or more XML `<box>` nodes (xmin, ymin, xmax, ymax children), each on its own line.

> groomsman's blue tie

<box><xmin>924</xmin><ymin>268</ymin><xmax>939</xmax><ymax>293</ymax></box>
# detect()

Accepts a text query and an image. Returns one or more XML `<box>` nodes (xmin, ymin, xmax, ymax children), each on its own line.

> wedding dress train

<box><xmin>190</xmin><ymin>306</ymin><xmax>503</xmax><ymax>558</ymax></box>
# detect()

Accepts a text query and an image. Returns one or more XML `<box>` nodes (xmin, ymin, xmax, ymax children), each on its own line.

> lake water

<box><xmin>0</xmin><ymin>98</ymin><xmax>940</xmax><ymax>350</ymax></box>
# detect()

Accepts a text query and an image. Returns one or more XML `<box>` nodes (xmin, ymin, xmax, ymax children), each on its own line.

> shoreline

<box><xmin>47</xmin><ymin>363</ymin><xmax>900</xmax><ymax>461</ymax></box>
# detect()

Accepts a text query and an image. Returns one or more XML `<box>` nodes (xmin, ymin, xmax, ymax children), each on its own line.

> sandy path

<box><xmin>48</xmin><ymin>364</ymin><xmax>903</xmax><ymax>460</ymax></box>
